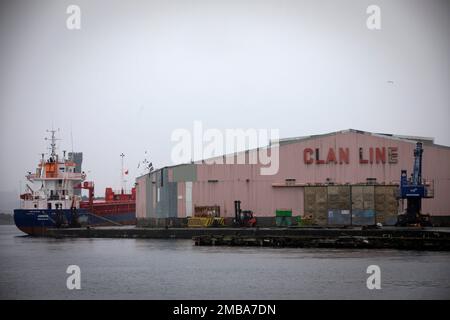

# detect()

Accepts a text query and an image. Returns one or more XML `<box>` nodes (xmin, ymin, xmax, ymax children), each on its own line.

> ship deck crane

<box><xmin>396</xmin><ymin>142</ymin><xmax>434</xmax><ymax>226</ymax></box>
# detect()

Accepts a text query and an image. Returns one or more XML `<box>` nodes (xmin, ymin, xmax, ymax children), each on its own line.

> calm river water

<box><xmin>0</xmin><ymin>225</ymin><xmax>449</xmax><ymax>299</ymax></box>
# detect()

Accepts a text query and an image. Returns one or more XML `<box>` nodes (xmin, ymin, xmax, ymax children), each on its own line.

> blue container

<box><xmin>327</xmin><ymin>210</ymin><xmax>351</xmax><ymax>225</ymax></box>
<box><xmin>351</xmin><ymin>209</ymin><xmax>375</xmax><ymax>226</ymax></box>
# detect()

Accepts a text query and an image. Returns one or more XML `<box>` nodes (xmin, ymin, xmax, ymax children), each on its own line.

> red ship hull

<box><xmin>78</xmin><ymin>182</ymin><xmax>137</xmax><ymax>226</ymax></box>
<box><xmin>80</xmin><ymin>200</ymin><xmax>136</xmax><ymax>226</ymax></box>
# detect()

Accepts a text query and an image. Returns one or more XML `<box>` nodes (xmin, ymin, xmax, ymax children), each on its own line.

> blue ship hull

<box><xmin>14</xmin><ymin>209</ymin><xmax>136</xmax><ymax>236</ymax></box>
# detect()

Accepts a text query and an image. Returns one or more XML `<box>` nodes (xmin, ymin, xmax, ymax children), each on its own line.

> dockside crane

<box><xmin>396</xmin><ymin>142</ymin><xmax>434</xmax><ymax>227</ymax></box>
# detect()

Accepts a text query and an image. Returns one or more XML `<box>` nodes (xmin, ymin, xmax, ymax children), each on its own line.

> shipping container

<box><xmin>275</xmin><ymin>209</ymin><xmax>292</xmax><ymax>217</ymax></box>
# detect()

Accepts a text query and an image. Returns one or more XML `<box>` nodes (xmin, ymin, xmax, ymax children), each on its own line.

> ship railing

<box><xmin>28</xmin><ymin>172</ymin><xmax>84</xmax><ymax>180</ymax></box>
<box><xmin>48</xmin><ymin>195</ymin><xmax>79</xmax><ymax>201</ymax></box>
<box><xmin>111</xmin><ymin>189</ymin><xmax>133</xmax><ymax>195</ymax></box>
<box><xmin>62</xmin><ymin>172</ymin><xmax>84</xmax><ymax>179</ymax></box>
<box><xmin>26</xmin><ymin>173</ymin><xmax>38</xmax><ymax>180</ymax></box>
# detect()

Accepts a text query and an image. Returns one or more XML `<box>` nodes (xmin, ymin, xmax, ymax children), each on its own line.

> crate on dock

<box><xmin>297</xmin><ymin>215</ymin><xmax>313</xmax><ymax>226</ymax></box>
<box><xmin>194</xmin><ymin>205</ymin><xmax>220</xmax><ymax>217</ymax></box>
<box><xmin>187</xmin><ymin>217</ymin><xmax>224</xmax><ymax>227</ymax></box>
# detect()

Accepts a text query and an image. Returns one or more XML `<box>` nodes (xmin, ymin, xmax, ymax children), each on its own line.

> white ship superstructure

<box><xmin>20</xmin><ymin>129</ymin><xmax>85</xmax><ymax>210</ymax></box>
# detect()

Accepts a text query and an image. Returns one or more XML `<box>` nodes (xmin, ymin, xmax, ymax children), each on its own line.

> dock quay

<box><xmin>43</xmin><ymin>226</ymin><xmax>450</xmax><ymax>251</ymax></box>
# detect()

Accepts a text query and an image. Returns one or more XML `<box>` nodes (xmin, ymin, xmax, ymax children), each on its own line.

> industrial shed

<box><xmin>135</xmin><ymin>129</ymin><xmax>450</xmax><ymax>225</ymax></box>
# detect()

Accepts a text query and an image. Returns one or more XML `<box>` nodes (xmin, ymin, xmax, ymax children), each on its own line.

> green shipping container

<box><xmin>276</xmin><ymin>209</ymin><xmax>292</xmax><ymax>217</ymax></box>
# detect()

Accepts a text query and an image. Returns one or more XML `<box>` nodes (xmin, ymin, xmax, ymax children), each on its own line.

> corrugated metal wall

<box><xmin>304</xmin><ymin>185</ymin><xmax>398</xmax><ymax>226</ymax></box>
<box><xmin>375</xmin><ymin>185</ymin><xmax>399</xmax><ymax>225</ymax></box>
<box><xmin>327</xmin><ymin>185</ymin><xmax>351</xmax><ymax>225</ymax></box>
<box><xmin>304</xmin><ymin>186</ymin><xmax>327</xmax><ymax>225</ymax></box>
<box><xmin>172</xmin><ymin>164</ymin><xmax>197</xmax><ymax>182</ymax></box>
<box><xmin>351</xmin><ymin>185</ymin><xmax>375</xmax><ymax>225</ymax></box>
<box><xmin>136</xmin><ymin>168</ymin><xmax>178</xmax><ymax>218</ymax></box>
<box><xmin>135</xmin><ymin>174</ymin><xmax>147</xmax><ymax>219</ymax></box>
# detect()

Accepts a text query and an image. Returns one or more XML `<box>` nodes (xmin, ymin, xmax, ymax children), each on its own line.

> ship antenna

<box><xmin>120</xmin><ymin>153</ymin><xmax>125</xmax><ymax>193</ymax></box>
<box><xmin>70</xmin><ymin>122</ymin><xmax>74</xmax><ymax>154</ymax></box>
<box><xmin>46</xmin><ymin>129</ymin><xmax>55</xmax><ymax>158</ymax></box>
<box><xmin>45</xmin><ymin>128</ymin><xmax>60</xmax><ymax>160</ymax></box>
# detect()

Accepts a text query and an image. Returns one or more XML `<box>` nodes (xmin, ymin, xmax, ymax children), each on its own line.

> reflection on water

<box><xmin>0</xmin><ymin>225</ymin><xmax>449</xmax><ymax>299</ymax></box>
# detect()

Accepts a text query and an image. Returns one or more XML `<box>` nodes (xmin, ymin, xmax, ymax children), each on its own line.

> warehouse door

<box><xmin>327</xmin><ymin>186</ymin><xmax>351</xmax><ymax>225</ymax></box>
<box><xmin>375</xmin><ymin>185</ymin><xmax>399</xmax><ymax>225</ymax></box>
<box><xmin>185</xmin><ymin>182</ymin><xmax>192</xmax><ymax>217</ymax></box>
<box><xmin>304</xmin><ymin>186</ymin><xmax>328</xmax><ymax>225</ymax></box>
<box><xmin>351</xmin><ymin>186</ymin><xmax>375</xmax><ymax>225</ymax></box>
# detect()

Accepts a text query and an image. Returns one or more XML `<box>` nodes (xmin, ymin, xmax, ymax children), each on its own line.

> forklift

<box><xmin>396</xmin><ymin>142</ymin><xmax>433</xmax><ymax>227</ymax></box>
<box><xmin>233</xmin><ymin>200</ymin><xmax>257</xmax><ymax>227</ymax></box>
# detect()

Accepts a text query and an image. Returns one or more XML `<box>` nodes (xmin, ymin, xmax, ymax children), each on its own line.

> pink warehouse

<box><xmin>136</xmin><ymin>130</ymin><xmax>450</xmax><ymax>225</ymax></box>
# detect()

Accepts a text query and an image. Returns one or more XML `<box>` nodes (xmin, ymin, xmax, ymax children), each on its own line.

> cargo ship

<box><xmin>14</xmin><ymin>129</ymin><xmax>136</xmax><ymax>236</ymax></box>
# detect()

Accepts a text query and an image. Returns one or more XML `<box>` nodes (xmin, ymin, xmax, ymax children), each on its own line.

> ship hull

<box><xmin>14</xmin><ymin>209</ymin><xmax>136</xmax><ymax>236</ymax></box>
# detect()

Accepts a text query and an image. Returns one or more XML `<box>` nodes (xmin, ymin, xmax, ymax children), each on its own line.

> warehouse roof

<box><xmin>276</xmin><ymin>129</ymin><xmax>437</xmax><ymax>146</ymax></box>
<box><xmin>137</xmin><ymin>129</ymin><xmax>448</xmax><ymax>179</ymax></box>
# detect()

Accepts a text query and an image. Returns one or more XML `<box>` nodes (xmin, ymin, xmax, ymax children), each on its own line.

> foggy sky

<box><xmin>0</xmin><ymin>0</ymin><xmax>449</xmax><ymax>199</ymax></box>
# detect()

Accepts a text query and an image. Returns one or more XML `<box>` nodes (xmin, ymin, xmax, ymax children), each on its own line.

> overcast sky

<box><xmin>0</xmin><ymin>0</ymin><xmax>449</xmax><ymax>197</ymax></box>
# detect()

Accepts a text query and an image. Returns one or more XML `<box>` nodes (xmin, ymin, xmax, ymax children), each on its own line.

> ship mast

<box><xmin>120</xmin><ymin>153</ymin><xmax>125</xmax><ymax>193</ymax></box>
<box><xmin>45</xmin><ymin>129</ymin><xmax>59</xmax><ymax>160</ymax></box>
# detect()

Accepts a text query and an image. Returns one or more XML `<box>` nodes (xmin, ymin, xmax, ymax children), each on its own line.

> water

<box><xmin>0</xmin><ymin>225</ymin><xmax>449</xmax><ymax>300</ymax></box>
